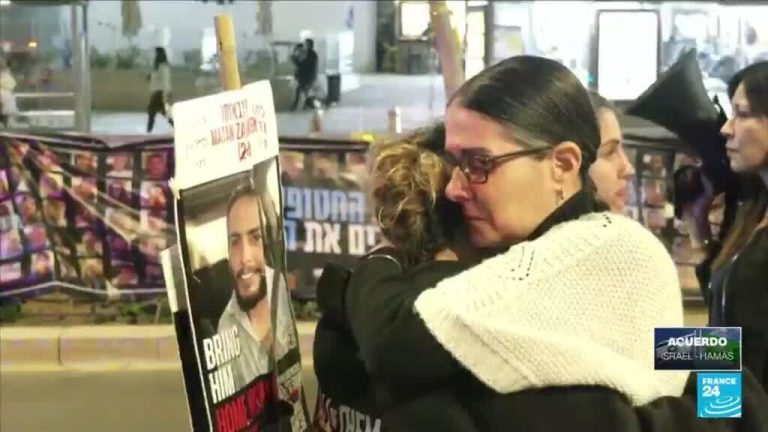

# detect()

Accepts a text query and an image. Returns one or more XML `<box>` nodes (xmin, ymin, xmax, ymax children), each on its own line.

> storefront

<box><xmin>393</xmin><ymin>0</ymin><xmax>767</xmax><ymax>100</ymax></box>
<box><xmin>487</xmin><ymin>1</ymin><xmax>768</xmax><ymax>104</ymax></box>
<box><xmin>0</xmin><ymin>0</ymin><xmax>89</xmax><ymax>131</ymax></box>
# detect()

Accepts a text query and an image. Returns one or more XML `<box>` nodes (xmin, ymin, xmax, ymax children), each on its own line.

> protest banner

<box><xmin>170</xmin><ymin>68</ymin><xmax>309</xmax><ymax>431</ymax></box>
<box><xmin>278</xmin><ymin>148</ymin><xmax>381</xmax><ymax>299</ymax></box>
<box><xmin>0</xmin><ymin>130</ymin><xmax>378</xmax><ymax>307</ymax></box>
<box><xmin>0</xmin><ymin>132</ymin><xmax>174</xmax><ymax>301</ymax></box>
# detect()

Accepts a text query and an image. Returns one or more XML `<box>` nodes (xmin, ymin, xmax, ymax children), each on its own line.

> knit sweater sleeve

<box><xmin>344</xmin><ymin>258</ymin><xmax>468</xmax><ymax>386</ymax></box>
<box><xmin>414</xmin><ymin>212</ymin><xmax>690</xmax><ymax>405</ymax></box>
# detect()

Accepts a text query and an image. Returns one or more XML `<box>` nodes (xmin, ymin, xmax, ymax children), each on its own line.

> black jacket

<box><xmin>316</xmin><ymin>190</ymin><xmax>768</xmax><ymax>431</ymax></box>
<box><xmin>314</xmin><ymin>247</ymin><xmax>474</xmax><ymax>431</ymax></box>
<box><xmin>708</xmin><ymin>226</ymin><xmax>768</xmax><ymax>393</ymax></box>
<box><xmin>297</xmin><ymin>49</ymin><xmax>318</xmax><ymax>85</ymax></box>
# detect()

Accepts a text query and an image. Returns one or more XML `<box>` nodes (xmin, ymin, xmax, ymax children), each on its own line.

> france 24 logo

<box><xmin>697</xmin><ymin>372</ymin><xmax>742</xmax><ymax>418</ymax></box>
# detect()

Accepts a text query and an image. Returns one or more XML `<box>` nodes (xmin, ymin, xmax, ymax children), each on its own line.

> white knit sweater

<box><xmin>414</xmin><ymin>212</ymin><xmax>690</xmax><ymax>405</ymax></box>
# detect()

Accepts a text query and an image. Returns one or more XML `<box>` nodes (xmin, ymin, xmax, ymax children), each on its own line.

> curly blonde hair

<box><xmin>370</xmin><ymin>123</ymin><xmax>461</xmax><ymax>267</ymax></box>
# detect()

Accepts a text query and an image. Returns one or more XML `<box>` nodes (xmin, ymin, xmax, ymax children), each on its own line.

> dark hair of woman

<box><xmin>449</xmin><ymin>56</ymin><xmax>603</xmax><ymax>197</ymax></box>
<box><xmin>728</xmin><ymin>61</ymin><xmax>768</xmax><ymax>117</ymax></box>
<box><xmin>370</xmin><ymin>123</ymin><xmax>463</xmax><ymax>267</ymax></box>
<box><xmin>713</xmin><ymin>61</ymin><xmax>768</xmax><ymax>270</ymax></box>
<box><xmin>154</xmin><ymin>47</ymin><xmax>169</xmax><ymax>70</ymax></box>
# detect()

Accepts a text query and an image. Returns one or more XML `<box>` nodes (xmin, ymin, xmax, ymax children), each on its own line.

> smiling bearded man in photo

<box><xmin>217</xmin><ymin>183</ymin><xmax>293</xmax><ymax>390</ymax></box>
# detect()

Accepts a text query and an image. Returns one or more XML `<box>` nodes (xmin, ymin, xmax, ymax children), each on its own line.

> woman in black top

<box><xmin>709</xmin><ymin>61</ymin><xmax>768</xmax><ymax>392</ymax></box>
<box><xmin>313</xmin><ymin>123</ymin><xmax>478</xmax><ymax>431</ymax></box>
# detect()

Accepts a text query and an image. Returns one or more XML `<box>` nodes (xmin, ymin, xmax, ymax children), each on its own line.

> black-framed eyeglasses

<box><xmin>444</xmin><ymin>147</ymin><xmax>550</xmax><ymax>184</ymax></box>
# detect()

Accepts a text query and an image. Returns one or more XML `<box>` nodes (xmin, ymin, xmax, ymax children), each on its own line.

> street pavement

<box><xmin>0</xmin><ymin>367</ymin><xmax>318</xmax><ymax>432</ymax></box>
<box><xmin>0</xmin><ymin>308</ymin><xmax>707</xmax><ymax>431</ymax></box>
<box><xmin>91</xmin><ymin>74</ymin><xmax>448</xmax><ymax>137</ymax></box>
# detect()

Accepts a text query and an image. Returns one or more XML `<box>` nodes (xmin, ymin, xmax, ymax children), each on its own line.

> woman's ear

<box><xmin>550</xmin><ymin>141</ymin><xmax>583</xmax><ymax>185</ymax></box>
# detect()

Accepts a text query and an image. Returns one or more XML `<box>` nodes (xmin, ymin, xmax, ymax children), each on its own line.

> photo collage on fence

<box><xmin>668</xmin><ymin>152</ymin><xmax>723</xmax><ymax>295</ymax></box>
<box><xmin>0</xmin><ymin>137</ymin><xmax>174</xmax><ymax>297</ymax></box>
<box><xmin>623</xmin><ymin>148</ymin><xmax>721</xmax><ymax>295</ymax></box>
<box><xmin>280</xmin><ymin>149</ymin><xmax>381</xmax><ymax>298</ymax></box>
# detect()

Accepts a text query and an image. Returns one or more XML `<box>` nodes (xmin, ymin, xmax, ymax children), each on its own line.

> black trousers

<box><xmin>146</xmin><ymin>90</ymin><xmax>174</xmax><ymax>132</ymax></box>
<box><xmin>291</xmin><ymin>79</ymin><xmax>316</xmax><ymax>111</ymax></box>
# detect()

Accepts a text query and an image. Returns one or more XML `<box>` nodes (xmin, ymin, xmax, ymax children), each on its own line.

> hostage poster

<box><xmin>0</xmin><ymin>133</ymin><xmax>174</xmax><ymax>301</ymax></box>
<box><xmin>171</xmin><ymin>81</ymin><xmax>309</xmax><ymax>431</ymax></box>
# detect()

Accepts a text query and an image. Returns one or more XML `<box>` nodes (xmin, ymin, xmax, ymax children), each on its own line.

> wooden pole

<box><xmin>430</xmin><ymin>1</ymin><xmax>465</xmax><ymax>100</ymax></box>
<box><xmin>214</xmin><ymin>15</ymin><xmax>241</xmax><ymax>91</ymax></box>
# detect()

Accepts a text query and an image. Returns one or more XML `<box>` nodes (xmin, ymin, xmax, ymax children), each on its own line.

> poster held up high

<box><xmin>170</xmin><ymin>80</ymin><xmax>309</xmax><ymax>432</ymax></box>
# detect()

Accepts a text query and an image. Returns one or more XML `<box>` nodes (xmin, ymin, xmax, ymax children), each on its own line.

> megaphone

<box><xmin>625</xmin><ymin>49</ymin><xmax>731</xmax><ymax>193</ymax></box>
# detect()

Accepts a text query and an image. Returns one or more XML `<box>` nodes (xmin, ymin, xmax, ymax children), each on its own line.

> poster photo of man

<box><xmin>76</xmin><ymin>230</ymin><xmax>103</xmax><ymax>257</ymax></box>
<box><xmin>0</xmin><ymin>200</ymin><xmax>14</xmax><ymax>230</ymax></box>
<box><xmin>31</xmin><ymin>250</ymin><xmax>54</xmax><ymax>278</ymax></box>
<box><xmin>140</xmin><ymin>182</ymin><xmax>168</xmax><ymax>209</ymax></box>
<box><xmin>72</xmin><ymin>177</ymin><xmax>98</xmax><ymax>204</ymax></box>
<box><xmin>72</xmin><ymin>152</ymin><xmax>98</xmax><ymax>176</ymax></box>
<box><xmin>40</xmin><ymin>173</ymin><xmax>64</xmax><ymax>198</ymax></box>
<box><xmin>0</xmin><ymin>227</ymin><xmax>23</xmax><ymax>260</ymax></box>
<box><xmin>12</xmin><ymin>140</ymin><xmax>30</xmax><ymax>159</ymax></box>
<box><xmin>279</xmin><ymin>152</ymin><xmax>307</xmax><ymax>187</ymax></box>
<box><xmin>106</xmin><ymin>179</ymin><xmax>133</xmax><ymax>206</ymax></box>
<box><xmin>79</xmin><ymin>258</ymin><xmax>104</xmax><ymax>282</ymax></box>
<box><xmin>15</xmin><ymin>193</ymin><xmax>42</xmax><ymax>225</ymax></box>
<box><xmin>0</xmin><ymin>170</ymin><xmax>9</xmax><ymax>199</ymax></box>
<box><xmin>177</xmin><ymin>159</ymin><xmax>308</xmax><ymax>431</ymax></box>
<box><xmin>36</xmin><ymin>148</ymin><xmax>62</xmax><ymax>172</ymax></box>
<box><xmin>42</xmin><ymin>199</ymin><xmax>67</xmax><ymax>227</ymax></box>
<box><xmin>24</xmin><ymin>224</ymin><xmax>50</xmax><ymax>252</ymax></box>
<box><xmin>142</xmin><ymin>151</ymin><xmax>169</xmax><ymax>180</ymax></box>
<box><xmin>106</xmin><ymin>153</ymin><xmax>133</xmax><ymax>178</ymax></box>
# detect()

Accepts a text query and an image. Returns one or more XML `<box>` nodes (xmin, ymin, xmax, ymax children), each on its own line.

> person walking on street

<box><xmin>291</xmin><ymin>38</ymin><xmax>318</xmax><ymax>111</ymax></box>
<box><xmin>0</xmin><ymin>58</ymin><xmax>19</xmax><ymax>129</ymax></box>
<box><xmin>146</xmin><ymin>47</ymin><xmax>174</xmax><ymax>133</ymax></box>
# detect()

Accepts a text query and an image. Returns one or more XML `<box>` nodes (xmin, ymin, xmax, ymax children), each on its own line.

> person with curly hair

<box><xmin>313</xmin><ymin>122</ymin><xmax>478</xmax><ymax>431</ymax></box>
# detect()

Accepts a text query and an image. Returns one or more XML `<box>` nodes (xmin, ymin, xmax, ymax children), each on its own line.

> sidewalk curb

<box><xmin>0</xmin><ymin>322</ymin><xmax>316</xmax><ymax>371</ymax></box>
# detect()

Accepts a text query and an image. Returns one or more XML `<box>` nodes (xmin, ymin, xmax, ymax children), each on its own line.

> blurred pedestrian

<box><xmin>0</xmin><ymin>57</ymin><xmax>18</xmax><ymax>129</ymax></box>
<box><xmin>146</xmin><ymin>47</ymin><xmax>174</xmax><ymax>133</ymax></box>
<box><xmin>290</xmin><ymin>39</ymin><xmax>318</xmax><ymax>111</ymax></box>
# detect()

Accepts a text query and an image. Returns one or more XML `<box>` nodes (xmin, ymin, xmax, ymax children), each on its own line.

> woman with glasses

<box><xmin>318</xmin><ymin>56</ymin><xmax>768</xmax><ymax>430</ymax></box>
